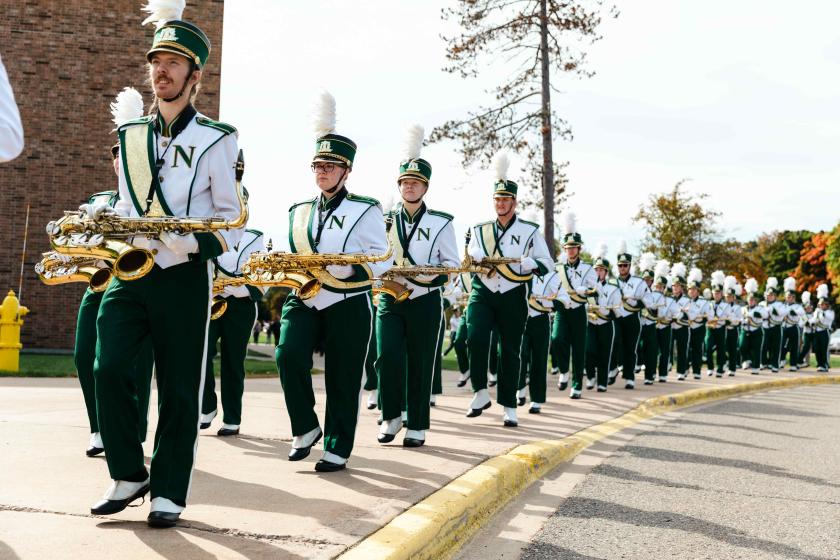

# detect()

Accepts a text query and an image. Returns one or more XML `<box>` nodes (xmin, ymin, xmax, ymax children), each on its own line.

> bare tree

<box><xmin>430</xmin><ymin>0</ymin><xmax>614</xmax><ymax>256</ymax></box>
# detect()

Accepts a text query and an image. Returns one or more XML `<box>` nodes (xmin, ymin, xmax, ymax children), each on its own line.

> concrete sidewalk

<box><xmin>0</xmin><ymin>368</ymin><xmax>833</xmax><ymax>559</ymax></box>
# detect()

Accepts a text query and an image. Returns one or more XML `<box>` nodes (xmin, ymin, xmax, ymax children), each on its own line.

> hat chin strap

<box><xmin>161</xmin><ymin>65</ymin><xmax>195</xmax><ymax>103</ymax></box>
<box><xmin>324</xmin><ymin>168</ymin><xmax>348</xmax><ymax>194</ymax></box>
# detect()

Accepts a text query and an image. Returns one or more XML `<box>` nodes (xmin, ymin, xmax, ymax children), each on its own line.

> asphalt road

<box><xmin>521</xmin><ymin>385</ymin><xmax>840</xmax><ymax>560</ymax></box>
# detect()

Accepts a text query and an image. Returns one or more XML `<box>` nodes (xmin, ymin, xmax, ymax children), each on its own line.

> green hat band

<box><xmin>148</xmin><ymin>21</ymin><xmax>211</xmax><ymax>68</ymax></box>
<box><xmin>493</xmin><ymin>179</ymin><xmax>518</xmax><ymax>197</ymax></box>
<box><xmin>656</xmin><ymin>275</ymin><xmax>669</xmax><ymax>285</ymax></box>
<box><xmin>399</xmin><ymin>158</ymin><xmax>431</xmax><ymax>183</ymax></box>
<box><xmin>314</xmin><ymin>134</ymin><xmax>357</xmax><ymax>167</ymax></box>
<box><xmin>617</xmin><ymin>253</ymin><xmax>632</xmax><ymax>264</ymax></box>
<box><xmin>642</xmin><ymin>270</ymin><xmax>655</xmax><ymax>279</ymax></box>
<box><xmin>688</xmin><ymin>281</ymin><xmax>702</xmax><ymax>289</ymax></box>
<box><xmin>563</xmin><ymin>233</ymin><xmax>582</xmax><ymax>247</ymax></box>
<box><xmin>672</xmin><ymin>276</ymin><xmax>686</xmax><ymax>286</ymax></box>
<box><xmin>594</xmin><ymin>257</ymin><xmax>610</xmax><ymax>269</ymax></box>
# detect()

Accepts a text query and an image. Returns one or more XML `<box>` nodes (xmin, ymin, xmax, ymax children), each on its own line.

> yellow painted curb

<box><xmin>338</xmin><ymin>374</ymin><xmax>840</xmax><ymax>560</ymax></box>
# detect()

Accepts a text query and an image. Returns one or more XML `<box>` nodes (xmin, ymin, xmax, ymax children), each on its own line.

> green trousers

<box><xmin>552</xmin><ymin>305</ymin><xmax>588</xmax><ymax>388</ymax></box>
<box><xmin>656</xmin><ymin>327</ymin><xmax>672</xmax><ymax>379</ymax></box>
<box><xmin>276</xmin><ymin>293</ymin><xmax>372</xmax><ymax>459</ymax></box>
<box><xmin>639</xmin><ymin>323</ymin><xmax>658</xmax><ymax>381</ymax></box>
<box><xmin>705</xmin><ymin>327</ymin><xmax>727</xmax><ymax>373</ymax></box>
<box><xmin>202</xmin><ymin>296</ymin><xmax>256</xmax><ymax>426</ymax></box>
<box><xmin>489</xmin><ymin>329</ymin><xmax>500</xmax><ymax>375</ymax></box>
<box><xmin>814</xmin><ymin>330</ymin><xmax>830</xmax><ymax>369</ymax></box>
<box><xmin>616</xmin><ymin>314</ymin><xmax>641</xmax><ymax>381</ymax></box>
<box><xmin>739</xmin><ymin>329</ymin><xmax>763</xmax><ymax>369</ymax></box>
<box><xmin>764</xmin><ymin>325</ymin><xmax>782</xmax><ymax>369</ymax></box>
<box><xmin>452</xmin><ymin>313</ymin><xmax>470</xmax><ymax>374</ymax></box>
<box><xmin>726</xmin><ymin>327</ymin><xmax>739</xmax><ymax>371</ymax></box>
<box><xmin>672</xmin><ymin>327</ymin><xmax>689</xmax><ymax>374</ymax></box>
<box><xmin>376</xmin><ymin>291</ymin><xmax>442</xmax><ymax>429</ymax></box>
<box><xmin>689</xmin><ymin>326</ymin><xmax>705</xmax><ymax>375</ymax></box>
<box><xmin>800</xmin><ymin>331</ymin><xmax>813</xmax><ymax>366</ymax></box>
<box><xmin>75</xmin><ymin>288</ymin><xmax>153</xmax><ymax>440</ymax></box>
<box><xmin>95</xmin><ymin>261</ymin><xmax>211</xmax><ymax>506</ymax></box>
<box><xmin>585</xmin><ymin>321</ymin><xmax>614</xmax><ymax>387</ymax></box>
<box><xmin>432</xmin><ymin>314</ymin><xmax>445</xmax><ymax>395</ymax></box>
<box><xmin>782</xmin><ymin>326</ymin><xmax>801</xmax><ymax>368</ymax></box>
<box><xmin>518</xmin><ymin>313</ymin><xmax>550</xmax><ymax>403</ymax></box>
<box><xmin>466</xmin><ymin>282</ymin><xmax>528</xmax><ymax>408</ymax></box>
<box><xmin>364</xmin><ymin>299</ymin><xmax>378</xmax><ymax>392</ymax></box>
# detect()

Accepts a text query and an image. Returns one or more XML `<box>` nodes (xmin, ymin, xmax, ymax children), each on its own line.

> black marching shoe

<box><xmin>403</xmin><ymin>438</ymin><xmax>425</xmax><ymax>448</ymax></box>
<box><xmin>86</xmin><ymin>446</ymin><xmax>104</xmax><ymax>457</ymax></box>
<box><xmin>466</xmin><ymin>401</ymin><xmax>492</xmax><ymax>418</ymax></box>
<box><xmin>288</xmin><ymin>429</ymin><xmax>322</xmax><ymax>461</ymax></box>
<box><xmin>91</xmin><ymin>482</ymin><xmax>150</xmax><ymax>516</ymax></box>
<box><xmin>517</xmin><ymin>396</ymin><xmax>526</xmax><ymax>407</ymax></box>
<box><xmin>217</xmin><ymin>427</ymin><xmax>239</xmax><ymax>437</ymax></box>
<box><xmin>315</xmin><ymin>459</ymin><xmax>346</xmax><ymax>473</ymax></box>
<box><xmin>147</xmin><ymin>511</ymin><xmax>180</xmax><ymax>528</ymax></box>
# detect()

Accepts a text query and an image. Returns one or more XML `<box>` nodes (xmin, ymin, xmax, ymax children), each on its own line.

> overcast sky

<box><xmin>219</xmin><ymin>1</ymin><xmax>840</xmax><ymax>255</ymax></box>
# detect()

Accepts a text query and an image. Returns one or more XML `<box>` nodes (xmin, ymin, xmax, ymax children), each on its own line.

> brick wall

<box><xmin>0</xmin><ymin>0</ymin><xmax>225</xmax><ymax>349</ymax></box>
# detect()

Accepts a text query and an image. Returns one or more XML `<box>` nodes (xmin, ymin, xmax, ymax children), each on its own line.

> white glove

<box><xmin>160</xmin><ymin>232</ymin><xmax>199</xmax><ymax>255</ymax></box>
<box><xmin>326</xmin><ymin>264</ymin><xmax>354</xmax><ymax>279</ymax></box>
<box><xmin>575</xmin><ymin>286</ymin><xmax>588</xmax><ymax>296</ymax></box>
<box><xmin>79</xmin><ymin>203</ymin><xmax>117</xmax><ymax>220</ymax></box>
<box><xmin>520</xmin><ymin>256</ymin><xmax>538</xmax><ymax>272</ymax></box>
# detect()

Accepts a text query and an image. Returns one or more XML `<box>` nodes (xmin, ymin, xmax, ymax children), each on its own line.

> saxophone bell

<box><xmin>210</xmin><ymin>296</ymin><xmax>228</xmax><ymax>320</ymax></box>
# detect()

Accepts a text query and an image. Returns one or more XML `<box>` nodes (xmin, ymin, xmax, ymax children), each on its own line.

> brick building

<box><xmin>0</xmin><ymin>0</ymin><xmax>225</xmax><ymax>349</ymax></box>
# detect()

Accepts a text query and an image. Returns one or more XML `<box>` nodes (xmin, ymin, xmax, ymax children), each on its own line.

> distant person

<box><xmin>0</xmin><ymin>53</ymin><xmax>24</xmax><ymax>162</ymax></box>
<box><xmin>252</xmin><ymin>320</ymin><xmax>262</xmax><ymax>344</ymax></box>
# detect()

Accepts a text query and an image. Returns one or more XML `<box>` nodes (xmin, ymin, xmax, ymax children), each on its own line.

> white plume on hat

<box><xmin>703</xmin><ymin>288</ymin><xmax>712</xmax><ymax>299</ymax></box>
<box><xmin>403</xmin><ymin>124</ymin><xmax>424</xmax><ymax>160</ymax></box>
<box><xmin>141</xmin><ymin>0</ymin><xmax>185</xmax><ymax>28</ymax></box>
<box><xmin>313</xmin><ymin>90</ymin><xmax>337</xmax><ymax>138</ymax></box>
<box><xmin>654</xmin><ymin>259</ymin><xmax>670</xmax><ymax>280</ymax></box>
<box><xmin>802</xmin><ymin>291</ymin><xmax>811</xmax><ymax>305</ymax></box>
<box><xmin>494</xmin><ymin>151</ymin><xmax>510</xmax><ymax>182</ymax></box>
<box><xmin>563</xmin><ymin>211</ymin><xmax>577</xmax><ymax>236</ymax></box>
<box><xmin>594</xmin><ymin>242</ymin><xmax>608</xmax><ymax>259</ymax></box>
<box><xmin>745</xmin><ymin>277</ymin><xmax>759</xmax><ymax>295</ymax></box>
<box><xmin>110</xmin><ymin>87</ymin><xmax>144</xmax><ymax>129</ymax></box>
<box><xmin>671</xmin><ymin>262</ymin><xmax>686</xmax><ymax>280</ymax></box>
<box><xmin>638</xmin><ymin>252</ymin><xmax>656</xmax><ymax>272</ymax></box>
<box><xmin>766</xmin><ymin>277</ymin><xmax>779</xmax><ymax>292</ymax></box>
<box><xmin>734</xmin><ymin>283</ymin><xmax>743</xmax><ymax>297</ymax></box>
<box><xmin>817</xmin><ymin>283</ymin><xmax>828</xmax><ymax>299</ymax></box>
<box><xmin>688</xmin><ymin>268</ymin><xmax>702</xmax><ymax>284</ymax></box>
<box><xmin>783</xmin><ymin>276</ymin><xmax>796</xmax><ymax>292</ymax></box>
<box><xmin>617</xmin><ymin>240</ymin><xmax>627</xmax><ymax>255</ymax></box>
<box><xmin>724</xmin><ymin>275</ymin><xmax>737</xmax><ymax>292</ymax></box>
<box><xmin>711</xmin><ymin>270</ymin><xmax>725</xmax><ymax>287</ymax></box>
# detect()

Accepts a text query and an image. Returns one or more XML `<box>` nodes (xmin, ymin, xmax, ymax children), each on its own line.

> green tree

<box><xmin>756</xmin><ymin>230</ymin><xmax>813</xmax><ymax>279</ymax></box>
<box><xmin>632</xmin><ymin>180</ymin><xmax>721</xmax><ymax>267</ymax></box>
<box><xmin>824</xmin><ymin>221</ymin><xmax>840</xmax><ymax>301</ymax></box>
<box><xmin>430</xmin><ymin>0</ymin><xmax>615</xmax><ymax>257</ymax></box>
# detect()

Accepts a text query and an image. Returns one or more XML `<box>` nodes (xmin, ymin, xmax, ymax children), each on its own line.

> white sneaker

<box><xmin>150</xmin><ymin>496</ymin><xmax>183</xmax><ymax>514</ymax></box>
<box><xmin>503</xmin><ymin>407</ymin><xmax>518</xmax><ymax>426</ymax></box>
<box><xmin>585</xmin><ymin>377</ymin><xmax>595</xmax><ymax>390</ymax></box>
<box><xmin>469</xmin><ymin>389</ymin><xmax>491</xmax><ymax>410</ymax></box>
<box><xmin>292</xmin><ymin>426</ymin><xmax>322</xmax><ymax>449</ymax></box>
<box><xmin>102</xmin><ymin>478</ymin><xmax>150</xmax><ymax>501</ymax></box>
<box><xmin>366</xmin><ymin>390</ymin><xmax>378</xmax><ymax>409</ymax></box>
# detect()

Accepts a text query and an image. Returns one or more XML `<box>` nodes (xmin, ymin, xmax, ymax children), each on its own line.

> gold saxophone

<box><xmin>34</xmin><ymin>251</ymin><xmax>113</xmax><ymax>292</ymax></box>
<box><xmin>209</xmin><ymin>271</ymin><xmax>318</xmax><ymax>320</ymax></box>
<box><xmin>241</xmin><ymin>218</ymin><xmax>395</xmax><ymax>300</ymax></box>
<box><xmin>46</xmin><ymin>150</ymin><xmax>249</xmax><ymax>282</ymax></box>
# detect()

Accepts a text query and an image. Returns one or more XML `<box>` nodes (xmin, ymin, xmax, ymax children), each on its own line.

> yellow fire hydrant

<box><xmin>0</xmin><ymin>290</ymin><xmax>29</xmax><ymax>372</ymax></box>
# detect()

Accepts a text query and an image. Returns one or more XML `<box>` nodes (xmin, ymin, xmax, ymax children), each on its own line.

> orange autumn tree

<box><xmin>794</xmin><ymin>231</ymin><xmax>831</xmax><ymax>297</ymax></box>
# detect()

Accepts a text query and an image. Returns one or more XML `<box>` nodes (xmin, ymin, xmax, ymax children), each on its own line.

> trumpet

<box><xmin>46</xmin><ymin>150</ymin><xmax>249</xmax><ymax>282</ymax></box>
<box><xmin>34</xmin><ymin>251</ymin><xmax>113</xmax><ymax>292</ymax></box>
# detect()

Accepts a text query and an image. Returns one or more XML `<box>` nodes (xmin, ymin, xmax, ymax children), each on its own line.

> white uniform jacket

<box><xmin>614</xmin><ymin>275</ymin><xmax>650</xmax><ymax>318</ymax></box>
<box><xmin>215</xmin><ymin>229</ymin><xmax>265</xmax><ymax>300</ymax></box>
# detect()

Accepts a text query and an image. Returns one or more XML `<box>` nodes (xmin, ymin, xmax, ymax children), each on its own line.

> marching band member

<box><xmin>724</xmin><ymin>277</ymin><xmax>742</xmax><ymax>375</ymax></box>
<box><xmin>686</xmin><ymin>268</ymin><xmax>711</xmax><ymax>379</ymax></box>
<box><xmin>74</xmin><ymin>88</ymin><xmax>154</xmax><ymax>457</ymax></box>
<box><xmin>781</xmin><ymin>277</ymin><xmax>805</xmax><ymax>371</ymax></box>
<box><xmin>90</xmin><ymin>3</ymin><xmax>243</xmax><ymax>527</ymax></box>
<box><xmin>553</xmin><ymin>213</ymin><xmax>596</xmax><ymax>396</ymax></box>
<box><xmin>0</xmin><ymin>52</ymin><xmax>23</xmax><ymax>162</ymax></box>
<box><xmin>762</xmin><ymin>277</ymin><xmax>785</xmax><ymax>372</ymax></box>
<box><xmin>637</xmin><ymin>254</ymin><xmax>664</xmax><ymax>385</ymax></box>
<box><xmin>799</xmin><ymin>290</ymin><xmax>814</xmax><ymax>367</ymax></box>
<box><xmin>668</xmin><ymin>263</ymin><xmax>691</xmax><ymax>380</ymax></box>
<box><xmin>740</xmin><ymin>278</ymin><xmax>766</xmax><ymax>374</ymax></box>
<box><xmin>652</xmin><ymin>261</ymin><xmax>676</xmax><ymax>382</ymax></box>
<box><xmin>812</xmin><ymin>284</ymin><xmax>834</xmax><ymax>372</ymax></box>
<box><xmin>377</xmin><ymin>125</ymin><xmax>459</xmax><ymax>448</ymax></box>
<box><xmin>276</xmin><ymin>92</ymin><xmax>391</xmax><ymax>471</ymax></box>
<box><xmin>465</xmin><ymin>153</ymin><xmax>553</xmax><ymax>426</ymax></box>
<box><xmin>200</xmin><ymin>227</ymin><xmax>265</xmax><ymax>436</ymax></box>
<box><xmin>450</xmin><ymin>273</ymin><xmax>472</xmax><ymax>386</ymax></box>
<box><xmin>613</xmin><ymin>242</ymin><xmax>650</xmax><ymax>389</ymax></box>
<box><xmin>705</xmin><ymin>271</ymin><xmax>729</xmax><ymax>377</ymax></box>
<box><xmin>518</xmin><ymin>266</ymin><xmax>566</xmax><ymax>411</ymax></box>
<box><xmin>584</xmin><ymin>245</ymin><xmax>621</xmax><ymax>392</ymax></box>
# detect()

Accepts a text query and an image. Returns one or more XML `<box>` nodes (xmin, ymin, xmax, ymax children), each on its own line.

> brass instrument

<box><xmin>460</xmin><ymin>229</ymin><xmax>521</xmax><ymax>277</ymax></box>
<box><xmin>210</xmin><ymin>271</ymin><xmax>320</xmax><ymax>319</ymax></box>
<box><xmin>241</xmin><ymin>218</ymin><xmax>395</xmax><ymax>300</ymax></box>
<box><xmin>46</xmin><ymin>150</ymin><xmax>249</xmax><ymax>282</ymax></box>
<box><xmin>34</xmin><ymin>251</ymin><xmax>113</xmax><ymax>292</ymax></box>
